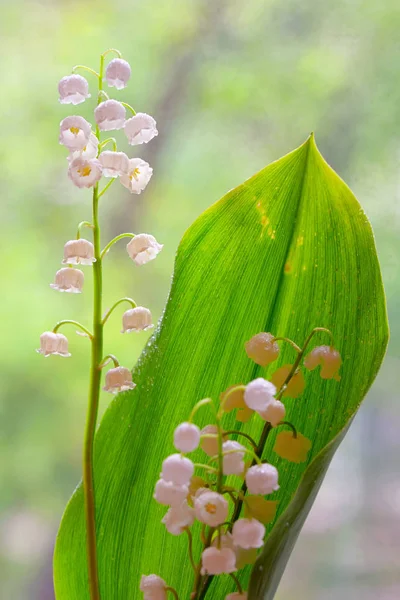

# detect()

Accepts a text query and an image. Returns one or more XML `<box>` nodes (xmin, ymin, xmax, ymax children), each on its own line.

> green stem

<box><xmin>77</xmin><ymin>221</ymin><xmax>94</xmax><ymax>239</ymax></box>
<box><xmin>99</xmin><ymin>138</ymin><xmax>117</xmax><ymax>152</ymax></box>
<box><xmin>229</xmin><ymin>573</ymin><xmax>243</xmax><ymax>594</ymax></box>
<box><xmin>100</xmin><ymin>233</ymin><xmax>135</xmax><ymax>259</ymax></box>
<box><xmin>53</xmin><ymin>319</ymin><xmax>93</xmax><ymax>339</ymax></box>
<box><xmin>189</xmin><ymin>397</ymin><xmax>213</xmax><ymax>422</ymax></box>
<box><xmin>72</xmin><ymin>65</ymin><xmax>100</xmax><ymax>79</ymax></box>
<box><xmin>102</xmin><ymin>297</ymin><xmax>137</xmax><ymax>326</ymax></box>
<box><xmin>222</xmin><ymin>430</ymin><xmax>258</xmax><ymax>449</ymax></box>
<box><xmin>120</xmin><ymin>101</ymin><xmax>136</xmax><ymax>115</ymax></box>
<box><xmin>166</xmin><ymin>587</ymin><xmax>180</xmax><ymax>599</ymax></box>
<box><xmin>278</xmin><ymin>421</ymin><xmax>298</xmax><ymax>438</ymax></box>
<box><xmin>185</xmin><ymin>528</ymin><xmax>197</xmax><ymax>573</ymax></box>
<box><xmin>102</xmin><ymin>48</ymin><xmax>122</xmax><ymax>58</ymax></box>
<box><xmin>99</xmin><ymin>354</ymin><xmax>120</xmax><ymax>369</ymax></box>
<box><xmin>273</xmin><ymin>336</ymin><xmax>301</xmax><ymax>353</ymax></box>
<box><xmin>98</xmin><ymin>178</ymin><xmax>115</xmax><ymax>200</ymax></box>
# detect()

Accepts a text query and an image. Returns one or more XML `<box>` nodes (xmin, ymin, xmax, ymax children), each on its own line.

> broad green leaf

<box><xmin>54</xmin><ymin>135</ymin><xmax>388</xmax><ymax>600</ymax></box>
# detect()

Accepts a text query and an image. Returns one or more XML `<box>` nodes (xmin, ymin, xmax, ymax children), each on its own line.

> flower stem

<box><xmin>102</xmin><ymin>297</ymin><xmax>137</xmax><ymax>326</ymax></box>
<box><xmin>100</xmin><ymin>233</ymin><xmax>135</xmax><ymax>260</ymax></box>
<box><xmin>53</xmin><ymin>319</ymin><xmax>93</xmax><ymax>339</ymax></box>
<box><xmin>120</xmin><ymin>101</ymin><xmax>136</xmax><ymax>115</ymax></box>
<box><xmin>98</xmin><ymin>178</ymin><xmax>115</xmax><ymax>200</ymax></box>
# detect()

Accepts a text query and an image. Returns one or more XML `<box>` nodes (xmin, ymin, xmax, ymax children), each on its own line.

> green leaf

<box><xmin>54</xmin><ymin>135</ymin><xmax>388</xmax><ymax>600</ymax></box>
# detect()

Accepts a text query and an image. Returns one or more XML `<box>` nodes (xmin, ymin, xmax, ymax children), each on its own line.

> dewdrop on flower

<box><xmin>161</xmin><ymin>501</ymin><xmax>195</xmax><ymax>535</ymax></box>
<box><xmin>94</xmin><ymin>99</ymin><xmax>126</xmax><ymax>131</ymax></box>
<box><xmin>200</xmin><ymin>425</ymin><xmax>219</xmax><ymax>457</ymax></box>
<box><xmin>50</xmin><ymin>268</ymin><xmax>84</xmax><ymax>293</ymax></box>
<box><xmin>59</xmin><ymin>116</ymin><xmax>92</xmax><ymax>151</ymax></box>
<box><xmin>304</xmin><ymin>345</ymin><xmax>342</xmax><ymax>380</ymax></box>
<box><xmin>126</xmin><ymin>234</ymin><xmax>163</xmax><ymax>266</ymax></box>
<box><xmin>58</xmin><ymin>74</ymin><xmax>90</xmax><ymax>105</ymax></box>
<box><xmin>201</xmin><ymin>547</ymin><xmax>236</xmax><ymax>575</ymax></box>
<box><xmin>257</xmin><ymin>399</ymin><xmax>286</xmax><ymax>427</ymax></box>
<box><xmin>99</xmin><ymin>151</ymin><xmax>130</xmax><ymax>178</ymax></box>
<box><xmin>139</xmin><ymin>575</ymin><xmax>167</xmax><ymax>600</ymax></box>
<box><xmin>124</xmin><ymin>113</ymin><xmax>158</xmax><ymax>145</ymax></box>
<box><xmin>105</xmin><ymin>58</ymin><xmax>131</xmax><ymax>90</ymax></box>
<box><xmin>68</xmin><ymin>133</ymin><xmax>99</xmax><ymax>162</ymax></box>
<box><xmin>245</xmin><ymin>332</ymin><xmax>279</xmax><ymax>367</ymax></box>
<box><xmin>68</xmin><ymin>157</ymin><xmax>103</xmax><ymax>188</ymax></box>
<box><xmin>194</xmin><ymin>491</ymin><xmax>228</xmax><ymax>527</ymax></box>
<box><xmin>62</xmin><ymin>239</ymin><xmax>95</xmax><ymax>266</ymax></box>
<box><xmin>245</xmin><ymin>463</ymin><xmax>279</xmax><ymax>495</ymax></box>
<box><xmin>121</xmin><ymin>307</ymin><xmax>153</xmax><ymax>333</ymax></box>
<box><xmin>232</xmin><ymin>518</ymin><xmax>265</xmax><ymax>549</ymax></box>
<box><xmin>153</xmin><ymin>479</ymin><xmax>189</xmax><ymax>506</ymax></box>
<box><xmin>244</xmin><ymin>378</ymin><xmax>276</xmax><ymax>411</ymax></box>
<box><xmin>120</xmin><ymin>158</ymin><xmax>153</xmax><ymax>194</ymax></box>
<box><xmin>222</xmin><ymin>440</ymin><xmax>245</xmax><ymax>475</ymax></box>
<box><xmin>37</xmin><ymin>332</ymin><xmax>71</xmax><ymax>357</ymax></box>
<box><xmin>103</xmin><ymin>366</ymin><xmax>136</xmax><ymax>394</ymax></box>
<box><xmin>173</xmin><ymin>422</ymin><xmax>201</xmax><ymax>452</ymax></box>
<box><xmin>161</xmin><ymin>454</ymin><xmax>194</xmax><ymax>485</ymax></box>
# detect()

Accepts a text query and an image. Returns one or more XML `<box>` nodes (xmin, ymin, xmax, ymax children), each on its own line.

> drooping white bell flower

<box><xmin>153</xmin><ymin>479</ymin><xmax>189</xmax><ymax>506</ymax></box>
<box><xmin>161</xmin><ymin>454</ymin><xmax>194</xmax><ymax>485</ymax></box>
<box><xmin>194</xmin><ymin>491</ymin><xmax>228</xmax><ymax>527</ymax></box>
<box><xmin>120</xmin><ymin>158</ymin><xmax>153</xmax><ymax>194</ymax></box>
<box><xmin>244</xmin><ymin>378</ymin><xmax>276</xmax><ymax>411</ymax></box>
<box><xmin>304</xmin><ymin>345</ymin><xmax>342</xmax><ymax>380</ymax></box>
<box><xmin>222</xmin><ymin>440</ymin><xmax>245</xmax><ymax>475</ymax></box>
<box><xmin>50</xmin><ymin>268</ymin><xmax>84</xmax><ymax>293</ymax></box>
<box><xmin>126</xmin><ymin>234</ymin><xmax>163</xmax><ymax>266</ymax></box>
<box><xmin>68</xmin><ymin>157</ymin><xmax>103</xmax><ymax>188</ymax></box>
<box><xmin>105</xmin><ymin>58</ymin><xmax>131</xmax><ymax>90</ymax></box>
<box><xmin>124</xmin><ymin>113</ymin><xmax>158</xmax><ymax>145</ymax></box>
<box><xmin>139</xmin><ymin>574</ymin><xmax>167</xmax><ymax>600</ymax></box>
<box><xmin>94</xmin><ymin>99</ymin><xmax>126</xmax><ymax>131</ymax></box>
<box><xmin>226</xmin><ymin>592</ymin><xmax>248</xmax><ymax>599</ymax></box>
<box><xmin>103</xmin><ymin>366</ymin><xmax>136</xmax><ymax>393</ymax></box>
<box><xmin>161</xmin><ymin>501</ymin><xmax>195</xmax><ymax>535</ymax></box>
<box><xmin>245</xmin><ymin>332</ymin><xmax>279</xmax><ymax>367</ymax></box>
<box><xmin>200</xmin><ymin>425</ymin><xmax>219</xmax><ymax>457</ymax></box>
<box><xmin>99</xmin><ymin>151</ymin><xmax>129</xmax><ymax>178</ymax></box>
<box><xmin>256</xmin><ymin>399</ymin><xmax>286</xmax><ymax>427</ymax></box>
<box><xmin>245</xmin><ymin>463</ymin><xmax>279</xmax><ymax>495</ymax></box>
<box><xmin>68</xmin><ymin>133</ymin><xmax>99</xmax><ymax>162</ymax></box>
<box><xmin>200</xmin><ymin>547</ymin><xmax>237</xmax><ymax>575</ymax></box>
<box><xmin>232</xmin><ymin>518</ymin><xmax>265</xmax><ymax>549</ymax></box>
<box><xmin>121</xmin><ymin>307</ymin><xmax>153</xmax><ymax>333</ymax></box>
<box><xmin>173</xmin><ymin>422</ymin><xmax>201</xmax><ymax>453</ymax></box>
<box><xmin>59</xmin><ymin>116</ymin><xmax>92</xmax><ymax>151</ymax></box>
<box><xmin>58</xmin><ymin>74</ymin><xmax>91</xmax><ymax>105</ymax></box>
<box><xmin>37</xmin><ymin>332</ymin><xmax>71</xmax><ymax>357</ymax></box>
<box><xmin>62</xmin><ymin>239</ymin><xmax>95</xmax><ymax>266</ymax></box>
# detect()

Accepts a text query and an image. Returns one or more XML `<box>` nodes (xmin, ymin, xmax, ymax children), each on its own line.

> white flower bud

<box><xmin>256</xmin><ymin>399</ymin><xmax>285</xmax><ymax>427</ymax></box>
<box><xmin>59</xmin><ymin>116</ymin><xmax>92</xmax><ymax>151</ymax></box>
<box><xmin>153</xmin><ymin>479</ymin><xmax>189</xmax><ymax>506</ymax></box>
<box><xmin>37</xmin><ymin>331</ymin><xmax>71</xmax><ymax>357</ymax></box>
<box><xmin>126</xmin><ymin>234</ymin><xmax>163</xmax><ymax>266</ymax></box>
<box><xmin>121</xmin><ymin>307</ymin><xmax>153</xmax><ymax>333</ymax></box>
<box><xmin>62</xmin><ymin>239</ymin><xmax>95</xmax><ymax>266</ymax></box>
<box><xmin>103</xmin><ymin>366</ymin><xmax>136</xmax><ymax>394</ymax></box>
<box><xmin>124</xmin><ymin>113</ymin><xmax>158</xmax><ymax>145</ymax></box>
<box><xmin>222</xmin><ymin>440</ymin><xmax>245</xmax><ymax>475</ymax></box>
<box><xmin>120</xmin><ymin>158</ymin><xmax>153</xmax><ymax>194</ymax></box>
<box><xmin>173</xmin><ymin>422</ymin><xmax>201</xmax><ymax>453</ymax></box>
<box><xmin>140</xmin><ymin>574</ymin><xmax>167</xmax><ymax>600</ymax></box>
<box><xmin>94</xmin><ymin>99</ymin><xmax>126</xmax><ymax>131</ymax></box>
<box><xmin>194</xmin><ymin>491</ymin><xmax>228</xmax><ymax>527</ymax></box>
<box><xmin>50</xmin><ymin>268</ymin><xmax>84</xmax><ymax>293</ymax></box>
<box><xmin>161</xmin><ymin>454</ymin><xmax>194</xmax><ymax>485</ymax></box>
<box><xmin>200</xmin><ymin>425</ymin><xmax>219</xmax><ymax>457</ymax></box>
<box><xmin>226</xmin><ymin>594</ymin><xmax>248</xmax><ymax>600</ymax></box>
<box><xmin>99</xmin><ymin>151</ymin><xmax>129</xmax><ymax>178</ymax></box>
<box><xmin>58</xmin><ymin>74</ymin><xmax>90</xmax><ymax>105</ymax></box>
<box><xmin>68</xmin><ymin>157</ymin><xmax>103</xmax><ymax>188</ymax></box>
<box><xmin>200</xmin><ymin>547</ymin><xmax>236</xmax><ymax>575</ymax></box>
<box><xmin>161</xmin><ymin>501</ymin><xmax>195</xmax><ymax>535</ymax></box>
<box><xmin>244</xmin><ymin>378</ymin><xmax>276</xmax><ymax>411</ymax></box>
<box><xmin>105</xmin><ymin>58</ymin><xmax>131</xmax><ymax>90</ymax></box>
<box><xmin>245</xmin><ymin>463</ymin><xmax>279</xmax><ymax>495</ymax></box>
<box><xmin>68</xmin><ymin>133</ymin><xmax>99</xmax><ymax>162</ymax></box>
<box><xmin>232</xmin><ymin>518</ymin><xmax>265</xmax><ymax>549</ymax></box>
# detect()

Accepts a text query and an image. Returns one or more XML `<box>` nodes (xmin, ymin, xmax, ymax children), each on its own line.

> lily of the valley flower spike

<box><xmin>38</xmin><ymin>49</ymin><xmax>161</xmax><ymax>600</ymax></box>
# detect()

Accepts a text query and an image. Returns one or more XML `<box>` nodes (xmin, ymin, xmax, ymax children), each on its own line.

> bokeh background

<box><xmin>1</xmin><ymin>0</ymin><xmax>399</xmax><ymax>598</ymax></box>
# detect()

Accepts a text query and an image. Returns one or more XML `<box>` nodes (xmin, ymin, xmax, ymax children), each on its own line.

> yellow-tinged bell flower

<box><xmin>245</xmin><ymin>332</ymin><xmax>279</xmax><ymax>367</ymax></box>
<box><xmin>220</xmin><ymin>384</ymin><xmax>253</xmax><ymax>422</ymax></box>
<box><xmin>270</xmin><ymin>365</ymin><xmax>306</xmax><ymax>398</ymax></box>
<box><xmin>304</xmin><ymin>345</ymin><xmax>342</xmax><ymax>381</ymax></box>
<box><xmin>273</xmin><ymin>431</ymin><xmax>312</xmax><ymax>463</ymax></box>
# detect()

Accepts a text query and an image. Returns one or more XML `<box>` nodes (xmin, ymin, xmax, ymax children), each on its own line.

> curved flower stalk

<box><xmin>144</xmin><ymin>328</ymin><xmax>342</xmax><ymax>600</ymax></box>
<box><xmin>38</xmin><ymin>49</ymin><xmax>161</xmax><ymax>600</ymax></box>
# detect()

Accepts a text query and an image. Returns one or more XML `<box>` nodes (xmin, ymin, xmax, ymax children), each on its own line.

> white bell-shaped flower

<box><xmin>194</xmin><ymin>491</ymin><xmax>228</xmax><ymax>527</ymax></box>
<box><xmin>200</xmin><ymin>547</ymin><xmax>236</xmax><ymax>575</ymax></box>
<box><xmin>304</xmin><ymin>345</ymin><xmax>342</xmax><ymax>380</ymax></box>
<box><xmin>68</xmin><ymin>157</ymin><xmax>103</xmax><ymax>188</ymax></box>
<box><xmin>120</xmin><ymin>158</ymin><xmax>153</xmax><ymax>194</ymax></box>
<box><xmin>244</xmin><ymin>378</ymin><xmax>276</xmax><ymax>411</ymax></box>
<box><xmin>99</xmin><ymin>151</ymin><xmax>129</xmax><ymax>178</ymax></box>
<box><xmin>50</xmin><ymin>268</ymin><xmax>84</xmax><ymax>293</ymax></box>
<box><xmin>68</xmin><ymin>133</ymin><xmax>99</xmax><ymax>162</ymax></box>
<box><xmin>200</xmin><ymin>425</ymin><xmax>219</xmax><ymax>457</ymax></box>
<box><xmin>62</xmin><ymin>239</ymin><xmax>95</xmax><ymax>266</ymax></box>
<box><xmin>121</xmin><ymin>307</ymin><xmax>153</xmax><ymax>333</ymax></box>
<box><xmin>222</xmin><ymin>440</ymin><xmax>245</xmax><ymax>475</ymax></box>
<box><xmin>161</xmin><ymin>454</ymin><xmax>194</xmax><ymax>485</ymax></box>
<box><xmin>124</xmin><ymin>113</ymin><xmax>158</xmax><ymax>145</ymax></box>
<box><xmin>126</xmin><ymin>234</ymin><xmax>163</xmax><ymax>266</ymax></box>
<box><xmin>94</xmin><ymin>99</ymin><xmax>126</xmax><ymax>131</ymax></box>
<box><xmin>103</xmin><ymin>366</ymin><xmax>136</xmax><ymax>393</ymax></box>
<box><xmin>105</xmin><ymin>58</ymin><xmax>131</xmax><ymax>90</ymax></box>
<box><xmin>161</xmin><ymin>501</ymin><xmax>195</xmax><ymax>535</ymax></box>
<box><xmin>140</xmin><ymin>574</ymin><xmax>167</xmax><ymax>600</ymax></box>
<box><xmin>245</xmin><ymin>463</ymin><xmax>279</xmax><ymax>495</ymax></box>
<box><xmin>58</xmin><ymin>74</ymin><xmax>90</xmax><ymax>105</ymax></box>
<box><xmin>232</xmin><ymin>518</ymin><xmax>265</xmax><ymax>549</ymax></box>
<box><xmin>256</xmin><ymin>399</ymin><xmax>285</xmax><ymax>427</ymax></box>
<box><xmin>173</xmin><ymin>422</ymin><xmax>201</xmax><ymax>453</ymax></box>
<box><xmin>59</xmin><ymin>116</ymin><xmax>92</xmax><ymax>151</ymax></box>
<box><xmin>37</xmin><ymin>331</ymin><xmax>71</xmax><ymax>357</ymax></box>
<box><xmin>153</xmin><ymin>479</ymin><xmax>189</xmax><ymax>506</ymax></box>
<box><xmin>226</xmin><ymin>594</ymin><xmax>248</xmax><ymax>600</ymax></box>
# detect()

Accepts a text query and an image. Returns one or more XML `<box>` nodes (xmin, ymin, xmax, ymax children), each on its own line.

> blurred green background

<box><xmin>0</xmin><ymin>0</ymin><xmax>399</xmax><ymax>598</ymax></box>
